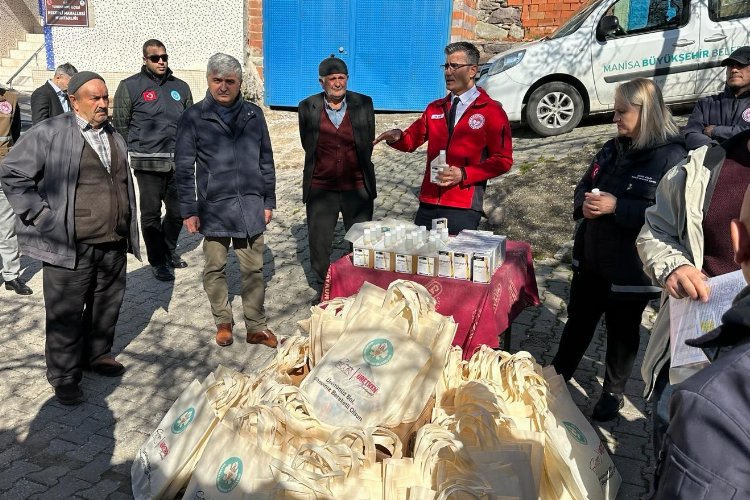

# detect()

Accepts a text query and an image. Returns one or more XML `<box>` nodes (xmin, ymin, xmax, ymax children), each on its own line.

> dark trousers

<box><xmin>306</xmin><ymin>187</ymin><xmax>373</xmax><ymax>284</ymax></box>
<box><xmin>652</xmin><ymin>363</ymin><xmax>674</xmax><ymax>452</ymax></box>
<box><xmin>414</xmin><ymin>202</ymin><xmax>481</xmax><ymax>235</ymax></box>
<box><xmin>43</xmin><ymin>241</ymin><xmax>127</xmax><ymax>388</ymax></box>
<box><xmin>551</xmin><ymin>269</ymin><xmax>650</xmax><ymax>394</ymax></box>
<box><xmin>134</xmin><ymin>170</ymin><xmax>182</xmax><ymax>266</ymax></box>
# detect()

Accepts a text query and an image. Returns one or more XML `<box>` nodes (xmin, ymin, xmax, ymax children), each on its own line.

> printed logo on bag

<box><xmin>598</xmin><ymin>465</ymin><xmax>616</xmax><ymax>486</ymax></box>
<box><xmin>589</xmin><ymin>454</ymin><xmax>602</xmax><ymax>470</ymax></box>
<box><xmin>562</xmin><ymin>421</ymin><xmax>588</xmax><ymax>445</ymax></box>
<box><xmin>142</xmin><ymin>89</ymin><xmax>157</xmax><ymax>102</ymax></box>
<box><xmin>468</xmin><ymin>113</ymin><xmax>485</xmax><ymax>129</ymax></box>
<box><xmin>171</xmin><ymin>90</ymin><xmax>181</xmax><ymax>101</ymax></box>
<box><xmin>158</xmin><ymin>439</ymin><xmax>169</xmax><ymax>460</ymax></box>
<box><xmin>191</xmin><ymin>491</ymin><xmax>206</xmax><ymax>500</ymax></box>
<box><xmin>362</xmin><ymin>338</ymin><xmax>394</xmax><ymax>366</ymax></box>
<box><xmin>171</xmin><ymin>407</ymin><xmax>196</xmax><ymax>434</ymax></box>
<box><xmin>0</xmin><ymin>101</ymin><xmax>12</xmax><ymax>115</ymax></box>
<box><xmin>216</xmin><ymin>457</ymin><xmax>243</xmax><ymax>493</ymax></box>
<box><xmin>335</xmin><ymin>358</ymin><xmax>355</xmax><ymax>377</ymax></box>
<box><xmin>743</xmin><ymin>107</ymin><xmax>750</xmax><ymax>122</ymax></box>
<box><xmin>355</xmin><ymin>372</ymin><xmax>379</xmax><ymax>396</ymax></box>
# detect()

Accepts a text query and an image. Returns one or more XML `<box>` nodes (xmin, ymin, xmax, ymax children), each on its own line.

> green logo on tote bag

<box><xmin>171</xmin><ymin>407</ymin><xmax>196</xmax><ymax>434</ymax></box>
<box><xmin>216</xmin><ymin>457</ymin><xmax>243</xmax><ymax>493</ymax></box>
<box><xmin>562</xmin><ymin>421</ymin><xmax>588</xmax><ymax>445</ymax></box>
<box><xmin>363</xmin><ymin>338</ymin><xmax>394</xmax><ymax>366</ymax></box>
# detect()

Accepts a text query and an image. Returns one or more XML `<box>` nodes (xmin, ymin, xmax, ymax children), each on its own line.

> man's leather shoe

<box><xmin>216</xmin><ymin>323</ymin><xmax>233</xmax><ymax>346</ymax></box>
<box><xmin>90</xmin><ymin>356</ymin><xmax>126</xmax><ymax>377</ymax></box>
<box><xmin>592</xmin><ymin>391</ymin><xmax>624</xmax><ymax>422</ymax></box>
<box><xmin>5</xmin><ymin>278</ymin><xmax>32</xmax><ymax>295</ymax></box>
<box><xmin>247</xmin><ymin>329</ymin><xmax>278</xmax><ymax>348</ymax></box>
<box><xmin>152</xmin><ymin>264</ymin><xmax>175</xmax><ymax>281</ymax></box>
<box><xmin>54</xmin><ymin>384</ymin><xmax>84</xmax><ymax>405</ymax></box>
<box><xmin>169</xmin><ymin>255</ymin><xmax>188</xmax><ymax>269</ymax></box>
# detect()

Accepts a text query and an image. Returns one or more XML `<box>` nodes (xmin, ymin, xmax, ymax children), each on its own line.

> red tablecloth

<box><xmin>322</xmin><ymin>240</ymin><xmax>540</xmax><ymax>359</ymax></box>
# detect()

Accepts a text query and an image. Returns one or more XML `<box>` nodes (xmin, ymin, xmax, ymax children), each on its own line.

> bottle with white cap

<box><xmin>430</xmin><ymin>150</ymin><xmax>448</xmax><ymax>183</ymax></box>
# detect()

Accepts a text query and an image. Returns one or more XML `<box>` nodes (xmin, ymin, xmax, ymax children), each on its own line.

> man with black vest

<box><xmin>298</xmin><ymin>56</ymin><xmax>376</xmax><ymax>303</ymax></box>
<box><xmin>113</xmin><ymin>39</ymin><xmax>192</xmax><ymax>281</ymax></box>
<box><xmin>0</xmin><ymin>72</ymin><xmax>141</xmax><ymax>405</ymax></box>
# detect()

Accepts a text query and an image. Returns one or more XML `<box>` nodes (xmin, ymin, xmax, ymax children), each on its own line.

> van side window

<box><xmin>709</xmin><ymin>0</ymin><xmax>750</xmax><ymax>21</ymax></box>
<box><xmin>607</xmin><ymin>0</ymin><xmax>689</xmax><ymax>36</ymax></box>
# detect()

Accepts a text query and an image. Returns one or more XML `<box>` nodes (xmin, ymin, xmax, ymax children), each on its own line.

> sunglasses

<box><xmin>146</xmin><ymin>54</ymin><xmax>168</xmax><ymax>63</ymax></box>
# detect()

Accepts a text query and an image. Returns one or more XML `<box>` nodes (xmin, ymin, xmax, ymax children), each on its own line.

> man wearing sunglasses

<box><xmin>374</xmin><ymin>41</ymin><xmax>512</xmax><ymax>234</ymax></box>
<box><xmin>113</xmin><ymin>39</ymin><xmax>193</xmax><ymax>282</ymax></box>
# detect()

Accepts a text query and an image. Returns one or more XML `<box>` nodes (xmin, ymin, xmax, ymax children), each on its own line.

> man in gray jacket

<box><xmin>637</xmin><ymin>128</ymin><xmax>750</xmax><ymax>451</ymax></box>
<box><xmin>0</xmin><ymin>72</ymin><xmax>141</xmax><ymax>405</ymax></box>
<box><xmin>175</xmin><ymin>53</ymin><xmax>277</xmax><ymax>349</ymax></box>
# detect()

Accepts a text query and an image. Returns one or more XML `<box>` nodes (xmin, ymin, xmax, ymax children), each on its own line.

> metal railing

<box><xmin>6</xmin><ymin>44</ymin><xmax>45</xmax><ymax>89</ymax></box>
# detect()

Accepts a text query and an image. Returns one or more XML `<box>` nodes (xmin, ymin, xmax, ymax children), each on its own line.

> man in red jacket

<box><xmin>374</xmin><ymin>41</ymin><xmax>512</xmax><ymax>233</ymax></box>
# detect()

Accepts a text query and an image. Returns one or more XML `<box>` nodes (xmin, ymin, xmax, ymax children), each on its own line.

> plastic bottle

<box><xmin>430</xmin><ymin>150</ymin><xmax>448</xmax><ymax>184</ymax></box>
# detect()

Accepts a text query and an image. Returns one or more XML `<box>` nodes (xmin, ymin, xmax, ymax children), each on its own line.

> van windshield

<box><xmin>549</xmin><ymin>0</ymin><xmax>606</xmax><ymax>39</ymax></box>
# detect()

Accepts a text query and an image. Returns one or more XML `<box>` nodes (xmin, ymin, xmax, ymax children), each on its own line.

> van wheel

<box><xmin>526</xmin><ymin>82</ymin><xmax>584</xmax><ymax>136</ymax></box>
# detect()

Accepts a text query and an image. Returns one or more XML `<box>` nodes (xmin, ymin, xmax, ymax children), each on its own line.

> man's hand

<box><xmin>665</xmin><ymin>264</ymin><xmax>709</xmax><ymax>302</ymax></box>
<box><xmin>373</xmin><ymin>129</ymin><xmax>402</xmax><ymax>145</ymax></box>
<box><xmin>264</xmin><ymin>209</ymin><xmax>273</xmax><ymax>225</ymax></box>
<box><xmin>184</xmin><ymin>216</ymin><xmax>200</xmax><ymax>234</ymax></box>
<box><xmin>704</xmin><ymin>125</ymin><xmax>716</xmax><ymax>137</ymax></box>
<box><xmin>437</xmin><ymin>166</ymin><xmax>463</xmax><ymax>187</ymax></box>
<box><xmin>582</xmin><ymin>191</ymin><xmax>617</xmax><ymax>218</ymax></box>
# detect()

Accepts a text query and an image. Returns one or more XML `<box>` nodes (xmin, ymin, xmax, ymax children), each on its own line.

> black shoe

<box><xmin>592</xmin><ymin>392</ymin><xmax>624</xmax><ymax>421</ymax></box>
<box><xmin>5</xmin><ymin>278</ymin><xmax>32</xmax><ymax>295</ymax></box>
<box><xmin>152</xmin><ymin>264</ymin><xmax>175</xmax><ymax>281</ymax></box>
<box><xmin>168</xmin><ymin>255</ymin><xmax>188</xmax><ymax>269</ymax></box>
<box><xmin>54</xmin><ymin>384</ymin><xmax>84</xmax><ymax>405</ymax></box>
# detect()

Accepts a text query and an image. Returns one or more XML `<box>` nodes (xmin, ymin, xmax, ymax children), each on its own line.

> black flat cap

<box><xmin>67</xmin><ymin>71</ymin><xmax>105</xmax><ymax>95</ymax></box>
<box><xmin>319</xmin><ymin>56</ymin><xmax>348</xmax><ymax>77</ymax></box>
<box><xmin>721</xmin><ymin>46</ymin><xmax>750</xmax><ymax>67</ymax></box>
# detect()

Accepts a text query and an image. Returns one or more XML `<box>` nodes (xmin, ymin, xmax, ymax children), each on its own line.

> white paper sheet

<box><xmin>669</xmin><ymin>270</ymin><xmax>746</xmax><ymax>368</ymax></box>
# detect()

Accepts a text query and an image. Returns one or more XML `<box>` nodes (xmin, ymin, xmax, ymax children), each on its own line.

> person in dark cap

<box><xmin>683</xmin><ymin>46</ymin><xmax>750</xmax><ymax>150</ymax></box>
<box><xmin>0</xmin><ymin>70</ymin><xmax>141</xmax><ymax>405</ymax></box>
<box><xmin>298</xmin><ymin>55</ymin><xmax>375</xmax><ymax>304</ymax></box>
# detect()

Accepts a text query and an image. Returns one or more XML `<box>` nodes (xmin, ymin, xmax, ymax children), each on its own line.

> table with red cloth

<box><xmin>322</xmin><ymin>240</ymin><xmax>540</xmax><ymax>359</ymax></box>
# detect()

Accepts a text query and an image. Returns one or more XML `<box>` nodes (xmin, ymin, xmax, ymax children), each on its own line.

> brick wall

<box><xmin>248</xmin><ymin>0</ymin><xmax>263</xmax><ymax>76</ymax></box>
<box><xmin>451</xmin><ymin>0</ymin><xmax>479</xmax><ymax>41</ymax></box>
<box><xmin>507</xmin><ymin>0</ymin><xmax>586</xmax><ymax>39</ymax></box>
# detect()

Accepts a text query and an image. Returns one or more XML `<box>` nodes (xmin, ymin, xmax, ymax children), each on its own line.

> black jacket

<box><xmin>572</xmin><ymin>137</ymin><xmax>686</xmax><ymax>295</ymax></box>
<box><xmin>652</xmin><ymin>286</ymin><xmax>750</xmax><ymax>499</ymax></box>
<box><xmin>112</xmin><ymin>67</ymin><xmax>193</xmax><ymax>172</ymax></box>
<box><xmin>298</xmin><ymin>91</ymin><xmax>375</xmax><ymax>202</ymax></box>
<box><xmin>30</xmin><ymin>81</ymin><xmax>68</xmax><ymax>125</ymax></box>
<box><xmin>683</xmin><ymin>87</ymin><xmax>750</xmax><ymax>151</ymax></box>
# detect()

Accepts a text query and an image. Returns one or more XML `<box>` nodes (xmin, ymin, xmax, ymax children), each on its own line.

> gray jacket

<box><xmin>0</xmin><ymin>113</ymin><xmax>141</xmax><ymax>269</ymax></box>
<box><xmin>636</xmin><ymin>130</ymin><xmax>750</xmax><ymax>397</ymax></box>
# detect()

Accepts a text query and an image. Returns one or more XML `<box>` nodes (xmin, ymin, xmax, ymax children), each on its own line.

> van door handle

<box><xmin>672</xmin><ymin>39</ymin><xmax>695</xmax><ymax>47</ymax></box>
<box><xmin>703</xmin><ymin>34</ymin><xmax>727</xmax><ymax>42</ymax></box>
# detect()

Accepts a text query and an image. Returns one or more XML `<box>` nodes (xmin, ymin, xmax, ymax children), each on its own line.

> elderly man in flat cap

<box><xmin>298</xmin><ymin>56</ymin><xmax>376</xmax><ymax>304</ymax></box>
<box><xmin>0</xmin><ymin>71</ymin><xmax>141</xmax><ymax>405</ymax></box>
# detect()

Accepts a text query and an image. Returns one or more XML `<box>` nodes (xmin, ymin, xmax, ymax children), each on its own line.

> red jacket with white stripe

<box><xmin>390</xmin><ymin>87</ymin><xmax>512</xmax><ymax>211</ymax></box>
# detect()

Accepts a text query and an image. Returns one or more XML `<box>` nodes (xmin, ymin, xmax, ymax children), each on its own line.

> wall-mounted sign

<box><xmin>45</xmin><ymin>0</ymin><xmax>90</xmax><ymax>27</ymax></box>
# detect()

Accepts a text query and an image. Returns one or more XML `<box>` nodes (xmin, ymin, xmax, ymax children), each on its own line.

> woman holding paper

<box><xmin>550</xmin><ymin>78</ymin><xmax>687</xmax><ymax>421</ymax></box>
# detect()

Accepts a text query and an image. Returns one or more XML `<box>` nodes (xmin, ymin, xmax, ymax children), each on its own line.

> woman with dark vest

<box><xmin>550</xmin><ymin>78</ymin><xmax>686</xmax><ymax>421</ymax></box>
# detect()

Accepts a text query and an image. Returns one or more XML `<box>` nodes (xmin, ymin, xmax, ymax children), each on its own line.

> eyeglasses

<box><xmin>146</xmin><ymin>54</ymin><xmax>168</xmax><ymax>63</ymax></box>
<box><xmin>441</xmin><ymin>63</ymin><xmax>475</xmax><ymax>72</ymax></box>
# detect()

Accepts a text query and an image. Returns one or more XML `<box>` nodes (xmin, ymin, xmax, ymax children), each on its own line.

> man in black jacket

<box><xmin>30</xmin><ymin>63</ymin><xmax>77</xmax><ymax>125</ymax></box>
<box><xmin>113</xmin><ymin>39</ymin><xmax>192</xmax><ymax>281</ymax></box>
<box><xmin>683</xmin><ymin>46</ymin><xmax>750</xmax><ymax>150</ymax></box>
<box><xmin>651</xmin><ymin>178</ymin><xmax>750</xmax><ymax>499</ymax></box>
<box><xmin>298</xmin><ymin>56</ymin><xmax>376</xmax><ymax>303</ymax></box>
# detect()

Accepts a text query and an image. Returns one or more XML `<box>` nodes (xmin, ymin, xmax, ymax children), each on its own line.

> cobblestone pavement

<box><xmin>0</xmin><ymin>110</ymin><xmax>688</xmax><ymax>499</ymax></box>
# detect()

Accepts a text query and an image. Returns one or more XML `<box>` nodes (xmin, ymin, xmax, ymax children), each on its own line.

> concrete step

<box><xmin>2</xmin><ymin>75</ymin><xmax>34</xmax><ymax>92</ymax></box>
<box><xmin>25</xmin><ymin>33</ymin><xmax>45</xmax><ymax>44</ymax></box>
<box><xmin>1</xmin><ymin>55</ymin><xmax>45</xmax><ymax>68</ymax></box>
<box><xmin>17</xmin><ymin>40</ymin><xmax>44</xmax><ymax>52</ymax></box>
<box><xmin>10</xmin><ymin>48</ymin><xmax>42</xmax><ymax>60</ymax></box>
<box><xmin>0</xmin><ymin>65</ymin><xmax>33</xmax><ymax>78</ymax></box>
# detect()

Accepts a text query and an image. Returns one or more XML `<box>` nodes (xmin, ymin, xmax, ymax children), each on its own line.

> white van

<box><xmin>476</xmin><ymin>0</ymin><xmax>750</xmax><ymax>136</ymax></box>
